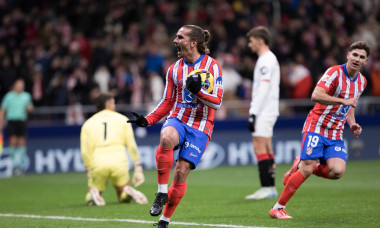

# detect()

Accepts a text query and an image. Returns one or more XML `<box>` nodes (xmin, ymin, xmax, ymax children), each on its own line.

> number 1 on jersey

<box><xmin>103</xmin><ymin>122</ymin><xmax>107</xmax><ymax>140</ymax></box>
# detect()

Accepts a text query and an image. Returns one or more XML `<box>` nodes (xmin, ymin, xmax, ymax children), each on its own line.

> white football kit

<box><xmin>249</xmin><ymin>50</ymin><xmax>280</xmax><ymax>137</ymax></box>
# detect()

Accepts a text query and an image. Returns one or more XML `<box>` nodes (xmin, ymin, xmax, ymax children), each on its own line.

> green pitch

<box><xmin>0</xmin><ymin>160</ymin><xmax>379</xmax><ymax>228</ymax></box>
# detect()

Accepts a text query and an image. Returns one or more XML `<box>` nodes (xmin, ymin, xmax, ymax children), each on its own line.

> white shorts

<box><xmin>252</xmin><ymin>115</ymin><xmax>277</xmax><ymax>138</ymax></box>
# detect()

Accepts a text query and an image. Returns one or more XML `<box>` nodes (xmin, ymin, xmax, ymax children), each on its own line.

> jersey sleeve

<box><xmin>316</xmin><ymin>67</ymin><xmax>339</xmax><ymax>93</ymax></box>
<box><xmin>195</xmin><ymin>62</ymin><xmax>223</xmax><ymax>110</ymax></box>
<box><xmin>80</xmin><ymin>123</ymin><xmax>92</xmax><ymax>168</ymax></box>
<box><xmin>146</xmin><ymin>67</ymin><xmax>176</xmax><ymax>125</ymax></box>
<box><xmin>125</xmin><ymin>120</ymin><xmax>140</xmax><ymax>163</ymax></box>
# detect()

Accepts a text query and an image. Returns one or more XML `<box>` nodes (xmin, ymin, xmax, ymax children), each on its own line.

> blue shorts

<box><xmin>162</xmin><ymin>118</ymin><xmax>209</xmax><ymax>169</ymax></box>
<box><xmin>300</xmin><ymin>132</ymin><xmax>347</xmax><ymax>163</ymax></box>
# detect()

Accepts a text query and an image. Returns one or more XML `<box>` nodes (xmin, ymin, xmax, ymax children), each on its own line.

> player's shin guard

<box><xmin>278</xmin><ymin>170</ymin><xmax>306</xmax><ymax>206</ymax></box>
<box><xmin>313</xmin><ymin>164</ymin><xmax>330</xmax><ymax>179</ymax></box>
<box><xmin>163</xmin><ymin>181</ymin><xmax>187</xmax><ymax>218</ymax></box>
<box><xmin>156</xmin><ymin>145</ymin><xmax>174</xmax><ymax>185</ymax></box>
<box><xmin>257</xmin><ymin>154</ymin><xmax>272</xmax><ymax>187</ymax></box>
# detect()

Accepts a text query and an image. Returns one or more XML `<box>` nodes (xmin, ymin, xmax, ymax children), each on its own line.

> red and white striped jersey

<box><xmin>302</xmin><ymin>64</ymin><xmax>367</xmax><ymax>140</ymax></box>
<box><xmin>146</xmin><ymin>54</ymin><xmax>223</xmax><ymax>137</ymax></box>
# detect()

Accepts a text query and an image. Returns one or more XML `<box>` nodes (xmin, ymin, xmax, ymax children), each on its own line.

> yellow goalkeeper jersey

<box><xmin>80</xmin><ymin>110</ymin><xmax>139</xmax><ymax>168</ymax></box>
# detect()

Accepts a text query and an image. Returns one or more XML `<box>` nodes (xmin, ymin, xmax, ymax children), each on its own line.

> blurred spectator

<box><xmin>0</xmin><ymin>0</ymin><xmax>379</xmax><ymax>122</ymax></box>
<box><xmin>370</xmin><ymin>60</ymin><xmax>380</xmax><ymax>96</ymax></box>
<box><xmin>282</xmin><ymin>55</ymin><xmax>313</xmax><ymax>99</ymax></box>
<box><xmin>93</xmin><ymin>65</ymin><xmax>111</xmax><ymax>93</ymax></box>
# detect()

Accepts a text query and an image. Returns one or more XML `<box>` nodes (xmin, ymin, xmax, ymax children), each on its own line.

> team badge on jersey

<box><xmin>306</xmin><ymin>146</ymin><xmax>312</xmax><ymax>155</ymax></box>
<box><xmin>260</xmin><ymin>66</ymin><xmax>268</xmax><ymax>75</ymax></box>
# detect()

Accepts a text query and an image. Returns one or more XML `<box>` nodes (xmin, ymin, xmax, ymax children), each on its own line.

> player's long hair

<box><xmin>182</xmin><ymin>25</ymin><xmax>210</xmax><ymax>54</ymax></box>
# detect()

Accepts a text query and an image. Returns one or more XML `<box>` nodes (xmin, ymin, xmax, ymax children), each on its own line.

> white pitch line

<box><xmin>0</xmin><ymin>213</ymin><xmax>276</xmax><ymax>228</ymax></box>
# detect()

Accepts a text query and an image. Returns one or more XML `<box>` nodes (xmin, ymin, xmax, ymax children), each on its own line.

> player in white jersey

<box><xmin>245</xmin><ymin>26</ymin><xmax>280</xmax><ymax>200</ymax></box>
<box><xmin>270</xmin><ymin>41</ymin><xmax>370</xmax><ymax>219</ymax></box>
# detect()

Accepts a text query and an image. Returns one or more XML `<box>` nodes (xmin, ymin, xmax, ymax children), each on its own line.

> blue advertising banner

<box><xmin>0</xmin><ymin>116</ymin><xmax>379</xmax><ymax>177</ymax></box>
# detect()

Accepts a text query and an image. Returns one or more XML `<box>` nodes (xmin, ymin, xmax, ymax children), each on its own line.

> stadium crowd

<box><xmin>1</xmin><ymin>0</ymin><xmax>380</xmax><ymax>122</ymax></box>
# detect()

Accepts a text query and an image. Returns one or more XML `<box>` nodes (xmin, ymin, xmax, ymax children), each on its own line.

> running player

<box><xmin>245</xmin><ymin>26</ymin><xmax>280</xmax><ymax>200</ymax></box>
<box><xmin>81</xmin><ymin>93</ymin><xmax>147</xmax><ymax>206</ymax></box>
<box><xmin>270</xmin><ymin>41</ymin><xmax>370</xmax><ymax>219</ymax></box>
<box><xmin>128</xmin><ymin>25</ymin><xmax>223</xmax><ymax>228</ymax></box>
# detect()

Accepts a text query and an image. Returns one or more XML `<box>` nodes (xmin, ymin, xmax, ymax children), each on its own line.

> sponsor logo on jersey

<box><xmin>177</xmin><ymin>103</ymin><xmax>202</xmax><ymax>108</ymax></box>
<box><xmin>190</xmin><ymin>153</ymin><xmax>198</xmax><ymax>157</ymax></box>
<box><xmin>215</xmin><ymin>76</ymin><xmax>223</xmax><ymax>88</ymax></box>
<box><xmin>183</xmin><ymin>89</ymin><xmax>194</xmax><ymax>103</ymax></box>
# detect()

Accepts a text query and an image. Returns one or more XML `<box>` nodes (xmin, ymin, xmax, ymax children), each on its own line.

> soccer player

<box><xmin>128</xmin><ymin>25</ymin><xmax>223</xmax><ymax>228</ymax></box>
<box><xmin>245</xmin><ymin>26</ymin><xmax>280</xmax><ymax>200</ymax></box>
<box><xmin>80</xmin><ymin>93</ymin><xmax>147</xmax><ymax>206</ymax></box>
<box><xmin>0</xmin><ymin>78</ymin><xmax>34</xmax><ymax>176</ymax></box>
<box><xmin>270</xmin><ymin>41</ymin><xmax>370</xmax><ymax>219</ymax></box>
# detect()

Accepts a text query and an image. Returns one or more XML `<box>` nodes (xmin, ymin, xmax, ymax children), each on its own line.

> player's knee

<box><xmin>329</xmin><ymin>167</ymin><xmax>345</xmax><ymax>179</ymax></box>
<box><xmin>300</xmin><ymin>163</ymin><xmax>316</xmax><ymax>177</ymax></box>
<box><xmin>160</xmin><ymin>131</ymin><xmax>178</xmax><ymax>148</ymax></box>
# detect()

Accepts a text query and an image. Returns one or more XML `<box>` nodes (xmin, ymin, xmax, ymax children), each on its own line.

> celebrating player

<box><xmin>81</xmin><ymin>93</ymin><xmax>147</xmax><ymax>206</ymax></box>
<box><xmin>270</xmin><ymin>41</ymin><xmax>370</xmax><ymax>219</ymax></box>
<box><xmin>128</xmin><ymin>25</ymin><xmax>223</xmax><ymax>228</ymax></box>
<box><xmin>245</xmin><ymin>26</ymin><xmax>280</xmax><ymax>200</ymax></box>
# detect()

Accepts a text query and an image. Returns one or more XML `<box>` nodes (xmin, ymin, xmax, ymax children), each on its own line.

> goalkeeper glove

<box><xmin>132</xmin><ymin>162</ymin><xmax>145</xmax><ymax>187</ymax></box>
<box><xmin>186</xmin><ymin>75</ymin><xmax>202</xmax><ymax>94</ymax></box>
<box><xmin>248</xmin><ymin>114</ymin><xmax>256</xmax><ymax>132</ymax></box>
<box><xmin>127</xmin><ymin>112</ymin><xmax>148</xmax><ymax>127</ymax></box>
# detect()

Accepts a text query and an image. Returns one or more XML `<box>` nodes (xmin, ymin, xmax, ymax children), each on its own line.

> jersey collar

<box><xmin>184</xmin><ymin>54</ymin><xmax>205</xmax><ymax>66</ymax></box>
<box><xmin>342</xmin><ymin>63</ymin><xmax>359</xmax><ymax>82</ymax></box>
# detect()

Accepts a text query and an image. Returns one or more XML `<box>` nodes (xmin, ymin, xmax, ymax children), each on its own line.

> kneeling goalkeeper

<box><xmin>80</xmin><ymin>93</ymin><xmax>147</xmax><ymax>206</ymax></box>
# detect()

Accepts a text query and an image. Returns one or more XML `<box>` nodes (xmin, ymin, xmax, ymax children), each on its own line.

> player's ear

<box><xmin>191</xmin><ymin>40</ymin><xmax>197</xmax><ymax>48</ymax></box>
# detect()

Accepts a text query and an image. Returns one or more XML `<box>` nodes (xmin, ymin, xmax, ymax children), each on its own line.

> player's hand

<box><xmin>186</xmin><ymin>75</ymin><xmax>202</xmax><ymax>94</ymax></box>
<box><xmin>343</xmin><ymin>98</ymin><xmax>358</xmax><ymax>108</ymax></box>
<box><xmin>127</xmin><ymin>112</ymin><xmax>148</xmax><ymax>127</ymax></box>
<box><xmin>132</xmin><ymin>165</ymin><xmax>145</xmax><ymax>187</ymax></box>
<box><xmin>248</xmin><ymin>114</ymin><xmax>256</xmax><ymax>132</ymax></box>
<box><xmin>350</xmin><ymin>123</ymin><xmax>362</xmax><ymax>138</ymax></box>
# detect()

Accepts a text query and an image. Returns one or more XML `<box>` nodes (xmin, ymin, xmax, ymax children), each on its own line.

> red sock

<box><xmin>313</xmin><ymin>164</ymin><xmax>330</xmax><ymax>179</ymax></box>
<box><xmin>163</xmin><ymin>181</ymin><xmax>187</xmax><ymax>218</ymax></box>
<box><xmin>278</xmin><ymin>171</ymin><xmax>306</xmax><ymax>206</ymax></box>
<box><xmin>257</xmin><ymin>153</ymin><xmax>270</xmax><ymax>162</ymax></box>
<box><xmin>156</xmin><ymin>145</ymin><xmax>173</xmax><ymax>184</ymax></box>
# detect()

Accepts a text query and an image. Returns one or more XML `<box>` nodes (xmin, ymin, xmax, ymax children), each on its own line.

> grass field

<box><xmin>0</xmin><ymin>160</ymin><xmax>379</xmax><ymax>228</ymax></box>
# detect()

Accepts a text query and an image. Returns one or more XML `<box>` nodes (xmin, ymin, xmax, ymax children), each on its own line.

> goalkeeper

<box><xmin>80</xmin><ymin>93</ymin><xmax>147</xmax><ymax>206</ymax></box>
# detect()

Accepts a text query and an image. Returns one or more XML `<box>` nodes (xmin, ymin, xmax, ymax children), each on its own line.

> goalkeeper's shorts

<box><xmin>90</xmin><ymin>158</ymin><xmax>129</xmax><ymax>191</ymax></box>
